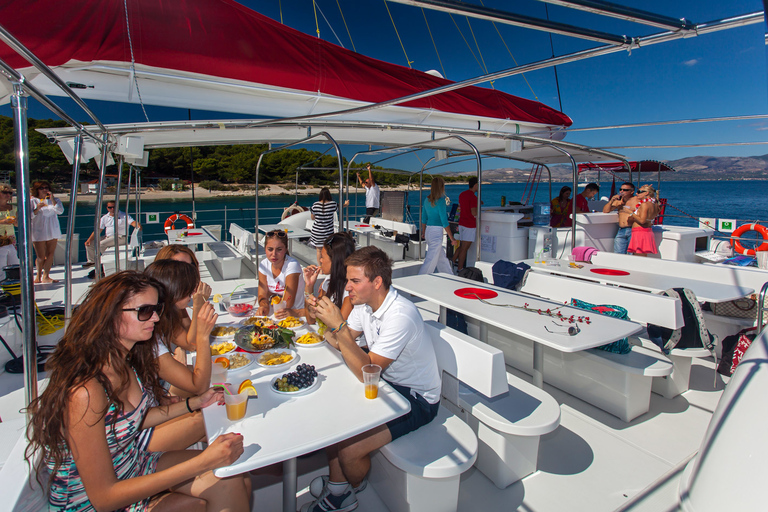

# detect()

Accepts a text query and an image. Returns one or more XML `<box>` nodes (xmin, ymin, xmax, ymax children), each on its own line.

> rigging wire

<box><xmin>383</xmin><ymin>0</ymin><xmax>413</xmax><ymax>68</ymax></box>
<box><xmin>478</xmin><ymin>0</ymin><xmax>538</xmax><ymax>100</ymax></box>
<box><xmin>544</xmin><ymin>4</ymin><xmax>564</xmax><ymax>113</ymax></box>
<box><xmin>312</xmin><ymin>0</ymin><xmax>321</xmax><ymax>37</ymax></box>
<box><xmin>123</xmin><ymin>0</ymin><xmax>150</xmax><ymax>122</ymax></box>
<box><xmin>336</xmin><ymin>0</ymin><xmax>356</xmax><ymax>52</ymax></box>
<box><xmin>279</xmin><ymin>0</ymin><xmax>283</xmax><ymax>24</ymax></box>
<box><xmin>464</xmin><ymin>17</ymin><xmax>494</xmax><ymax>88</ymax></box>
<box><xmin>421</xmin><ymin>8</ymin><xmax>446</xmax><ymax>79</ymax></box>
<box><xmin>315</xmin><ymin>2</ymin><xmax>345</xmax><ymax>47</ymax></box>
<box><xmin>449</xmin><ymin>13</ymin><xmax>484</xmax><ymax>74</ymax></box>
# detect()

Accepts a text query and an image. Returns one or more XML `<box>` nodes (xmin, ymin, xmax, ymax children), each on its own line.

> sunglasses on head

<box><xmin>122</xmin><ymin>303</ymin><xmax>164</xmax><ymax>321</ymax></box>
<box><xmin>266</xmin><ymin>230</ymin><xmax>288</xmax><ymax>238</ymax></box>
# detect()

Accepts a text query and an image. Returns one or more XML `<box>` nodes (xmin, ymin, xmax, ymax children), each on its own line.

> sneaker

<box><xmin>301</xmin><ymin>484</ymin><xmax>358</xmax><ymax>512</ymax></box>
<box><xmin>81</xmin><ymin>262</ymin><xmax>95</xmax><ymax>268</ymax></box>
<box><xmin>309</xmin><ymin>476</ymin><xmax>368</xmax><ymax>498</ymax></box>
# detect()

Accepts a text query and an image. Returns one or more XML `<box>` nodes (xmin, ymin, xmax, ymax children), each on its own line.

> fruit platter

<box><xmin>277</xmin><ymin>316</ymin><xmax>305</xmax><ymax>329</ymax></box>
<box><xmin>234</xmin><ymin>323</ymin><xmax>294</xmax><ymax>352</ymax></box>
<box><xmin>255</xmin><ymin>349</ymin><xmax>298</xmax><ymax>370</ymax></box>
<box><xmin>210</xmin><ymin>340</ymin><xmax>236</xmax><ymax>355</ymax></box>
<box><xmin>295</xmin><ymin>332</ymin><xmax>325</xmax><ymax>348</ymax></box>
<box><xmin>243</xmin><ymin>316</ymin><xmax>275</xmax><ymax>328</ymax></box>
<box><xmin>271</xmin><ymin>364</ymin><xmax>320</xmax><ymax>395</ymax></box>
<box><xmin>210</xmin><ymin>323</ymin><xmax>238</xmax><ymax>341</ymax></box>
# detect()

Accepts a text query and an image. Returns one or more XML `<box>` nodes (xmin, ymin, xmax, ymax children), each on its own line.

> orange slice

<box><xmin>271</xmin><ymin>295</ymin><xmax>283</xmax><ymax>305</ymax></box>
<box><xmin>238</xmin><ymin>379</ymin><xmax>257</xmax><ymax>396</ymax></box>
<box><xmin>214</xmin><ymin>356</ymin><xmax>230</xmax><ymax>369</ymax></box>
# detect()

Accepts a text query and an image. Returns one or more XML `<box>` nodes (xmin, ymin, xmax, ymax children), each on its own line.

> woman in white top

<box><xmin>303</xmin><ymin>232</ymin><xmax>356</xmax><ymax>325</ymax></box>
<box><xmin>257</xmin><ymin>229</ymin><xmax>306</xmax><ymax>318</ymax></box>
<box><xmin>0</xmin><ymin>184</ymin><xmax>17</xmax><ymax>242</ymax></box>
<box><xmin>30</xmin><ymin>180</ymin><xmax>63</xmax><ymax>283</ymax></box>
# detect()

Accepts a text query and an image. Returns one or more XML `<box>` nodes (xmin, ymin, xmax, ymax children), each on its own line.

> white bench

<box><xmin>0</xmin><ymin>428</ymin><xmax>47</xmax><ymax>511</ymax></box>
<box><xmin>206</xmin><ymin>226</ymin><xmax>247</xmax><ymax>280</ymax></box>
<box><xmin>370</xmin><ymin>321</ymin><xmax>560</xmax><ymax>511</ymax></box>
<box><xmin>368</xmin><ymin>217</ymin><xmax>417</xmax><ymax>235</ymax></box>
<box><xmin>466</xmin><ymin>318</ymin><xmax>673</xmax><ymax>422</ymax></box>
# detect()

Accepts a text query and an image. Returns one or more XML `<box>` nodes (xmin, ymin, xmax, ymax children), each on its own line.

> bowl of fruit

<box><xmin>224</xmin><ymin>293</ymin><xmax>256</xmax><ymax>317</ymax></box>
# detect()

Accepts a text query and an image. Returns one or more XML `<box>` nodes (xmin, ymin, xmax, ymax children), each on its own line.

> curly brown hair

<box><xmin>25</xmin><ymin>271</ymin><xmax>165</xmax><ymax>487</ymax></box>
<box><xmin>30</xmin><ymin>180</ymin><xmax>52</xmax><ymax>198</ymax></box>
<box><xmin>144</xmin><ymin>259</ymin><xmax>199</xmax><ymax>352</ymax></box>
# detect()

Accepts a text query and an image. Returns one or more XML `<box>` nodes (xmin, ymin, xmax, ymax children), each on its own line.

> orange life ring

<box><xmin>730</xmin><ymin>223</ymin><xmax>768</xmax><ymax>256</ymax></box>
<box><xmin>164</xmin><ymin>213</ymin><xmax>195</xmax><ymax>233</ymax></box>
<box><xmin>281</xmin><ymin>204</ymin><xmax>307</xmax><ymax>221</ymax></box>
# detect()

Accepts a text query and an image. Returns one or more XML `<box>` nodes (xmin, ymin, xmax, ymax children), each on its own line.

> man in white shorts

<box><xmin>305</xmin><ymin>246</ymin><xmax>441</xmax><ymax>512</ymax></box>
<box><xmin>357</xmin><ymin>164</ymin><xmax>380</xmax><ymax>223</ymax></box>
<box><xmin>452</xmin><ymin>176</ymin><xmax>478</xmax><ymax>271</ymax></box>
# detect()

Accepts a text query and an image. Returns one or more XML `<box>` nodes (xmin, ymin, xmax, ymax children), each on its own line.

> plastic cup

<box><xmin>757</xmin><ymin>251</ymin><xmax>768</xmax><ymax>270</ymax></box>
<box><xmin>210</xmin><ymin>360</ymin><xmax>228</xmax><ymax>385</ymax></box>
<box><xmin>224</xmin><ymin>390</ymin><xmax>249</xmax><ymax>421</ymax></box>
<box><xmin>362</xmin><ymin>364</ymin><xmax>382</xmax><ymax>399</ymax></box>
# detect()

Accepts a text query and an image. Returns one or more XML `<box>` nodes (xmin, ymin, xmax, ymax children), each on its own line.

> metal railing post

<box><xmin>64</xmin><ymin>134</ymin><xmax>83</xmax><ymax>323</ymax></box>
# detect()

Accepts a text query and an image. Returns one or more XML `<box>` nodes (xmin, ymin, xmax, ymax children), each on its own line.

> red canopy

<box><xmin>578</xmin><ymin>160</ymin><xmax>675</xmax><ymax>173</ymax></box>
<box><xmin>0</xmin><ymin>0</ymin><xmax>572</xmax><ymax>127</ymax></box>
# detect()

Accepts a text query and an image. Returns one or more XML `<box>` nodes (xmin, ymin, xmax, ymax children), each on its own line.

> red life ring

<box><xmin>164</xmin><ymin>213</ymin><xmax>195</xmax><ymax>233</ymax></box>
<box><xmin>730</xmin><ymin>223</ymin><xmax>768</xmax><ymax>256</ymax></box>
<box><xmin>281</xmin><ymin>204</ymin><xmax>307</xmax><ymax>221</ymax></box>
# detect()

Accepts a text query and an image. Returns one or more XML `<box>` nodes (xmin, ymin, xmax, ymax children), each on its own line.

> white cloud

<box><xmin>683</xmin><ymin>59</ymin><xmax>699</xmax><ymax>67</ymax></box>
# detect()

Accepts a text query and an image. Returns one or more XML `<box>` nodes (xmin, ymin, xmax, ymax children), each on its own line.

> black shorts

<box><xmin>364</xmin><ymin>207</ymin><xmax>379</xmax><ymax>223</ymax></box>
<box><xmin>385</xmin><ymin>381</ymin><xmax>440</xmax><ymax>441</ymax></box>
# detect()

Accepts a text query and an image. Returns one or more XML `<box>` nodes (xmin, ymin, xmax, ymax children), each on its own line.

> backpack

<box><xmin>717</xmin><ymin>327</ymin><xmax>757</xmax><ymax>376</ymax></box>
<box><xmin>448</xmin><ymin>267</ymin><xmax>484</xmax><ymax>334</ymax></box>
<box><xmin>646</xmin><ymin>288</ymin><xmax>718</xmax><ymax>356</ymax></box>
<box><xmin>491</xmin><ymin>260</ymin><xmax>530</xmax><ymax>291</ymax></box>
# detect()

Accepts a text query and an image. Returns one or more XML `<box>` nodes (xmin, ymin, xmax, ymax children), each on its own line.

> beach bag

<box><xmin>492</xmin><ymin>261</ymin><xmax>530</xmax><ymax>291</ymax></box>
<box><xmin>710</xmin><ymin>296</ymin><xmax>762</xmax><ymax>319</ymax></box>
<box><xmin>569</xmin><ymin>299</ymin><xmax>631</xmax><ymax>354</ymax></box>
<box><xmin>646</xmin><ymin>288</ymin><xmax>718</xmax><ymax>355</ymax></box>
<box><xmin>458</xmin><ymin>266</ymin><xmax>484</xmax><ymax>283</ymax></box>
<box><xmin>717</xmin><ymin>327</ymin><xmax>757</xmax><ymax>376</ymax></box>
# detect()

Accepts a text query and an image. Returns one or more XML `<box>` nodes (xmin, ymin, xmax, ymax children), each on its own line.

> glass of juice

<box><xmin>210</xmin><ymin>360</ymin><xmax>228</xmax><ymax>385</ymax></box>
<box><xmin>224</xmin><ymin>390</ymin><xmax>249</xmax><ymax>421</ymax></box>
<box><xmin>362</xmin><ymin>364</ymin><xmax>382</xmax><ymax>399</ymax></box>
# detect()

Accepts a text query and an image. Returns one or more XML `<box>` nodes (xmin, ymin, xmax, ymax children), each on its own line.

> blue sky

<box><xmin>3</xmin><ymin>0</ymin><xmax>767</xmax><ymax>167</ymax></box>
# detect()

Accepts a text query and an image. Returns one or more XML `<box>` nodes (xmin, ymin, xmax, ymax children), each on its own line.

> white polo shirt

<box><xmin>365</xmin><ymin>183</ymin><xmax>380</xmax><ymax>209</ymax></box>
<box><xmin>347</xmin><ymin>288</ymin><xmax>441</xmax><ymax>404</ymax></box>
<box><xmin>101</xmin><ymin>211</ymin><xmax>135</xmax><ymax>238</ymax></box>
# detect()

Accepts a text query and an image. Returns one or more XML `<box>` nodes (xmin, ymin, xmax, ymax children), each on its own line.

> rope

<box><xmin>383</xmin><ymin>0</ymin><xmax>413</xmax><ymax>68</ymax></box>
<box><xmin>336</xmin><ymin>0</ymin><xmax>356</xmax><ymax>52</ymax></box>
<box><xmin>464</xmin><ymin>18</ymin><xmax>493</xmax><ymax>88</ymax></box>
<box><xmin>479</xmin><ymin>0</ymin><xmax>538</xmax><ymax>100</ymax></box>
<box><xmin>312</xmin><ymin>0</ymin><xmax>321</xmax><ymax>37</ymax></box>
<box><xmin>421</xmin><ymin>8</ymin><xmax>446</xmax><ymax>79</ymax></box>
<box><xmin>35</xmin><ymin>302</ymin><xmax>65</xmax><ymax>336</ymax></box>
<box><xmin>315</xmin><ymin>2</ymin><xmax>345</xmax><ymax>47</ymax></box>
<box><xmin>123</xmin><ymin>0</ymin><xmax>150</xmax><ymax>122</ymax></box>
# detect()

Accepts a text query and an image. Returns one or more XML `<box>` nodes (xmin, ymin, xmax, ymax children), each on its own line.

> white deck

<box><xmin>0</xmin><ymin>262</ymin><xmax>727</xmax><ymax>512</ymax></box>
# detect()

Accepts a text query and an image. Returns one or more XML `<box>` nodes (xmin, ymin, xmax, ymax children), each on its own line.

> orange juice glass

<box><xmin>362</xmin><ymin>364</ymin><xmax>382</xmax><ymax>400</ymax></box>
<box><xmin>224</xmin><ymin>391</ymin><xmax>249</xmax><ymax>421</ymax></box>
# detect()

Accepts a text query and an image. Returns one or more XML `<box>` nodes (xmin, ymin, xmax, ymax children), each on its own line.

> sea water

<box><xmin>62</xmin><ymin>180</ymin><xmax>768</xmax><ymax>261</ymax></box>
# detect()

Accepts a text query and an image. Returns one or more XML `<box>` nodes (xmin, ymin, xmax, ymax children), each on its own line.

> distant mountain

<box><xmin>443</xmin><ymin>155</ymin><xmax>768</xmax><ymax>182</ymax></box>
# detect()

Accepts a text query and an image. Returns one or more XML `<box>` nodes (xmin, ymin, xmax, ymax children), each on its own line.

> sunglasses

<box><xmin>619</xmin><ymin>188</ymin><xmax>633</xmax><ymax>192</ymax></box>
<box><xmin>38</xmin><ymin>187</ymin><xmax>49</xmax><ymax>191</ymax></box>
<box><xmin>122</xmin><ymin>303</ymin><xmax>164</xmax><ymax>321</ymax></box>
<box><xmin>107</xmin><ymin>205</ymin><xmax>115</xmax><ymax>210</ymax></box>
<box><xmin>266</xmin><ymin>230</ymin><xmax>288</xmax><ymax>238</ymax></box>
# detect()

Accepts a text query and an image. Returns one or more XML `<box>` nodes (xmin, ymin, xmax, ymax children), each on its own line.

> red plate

<box><xmin>454</xmin><ymin>287</ymin><xmax>499</xmax><ymax>300</ymax></box>
<box><xmin>187</xmin><ymin>232</ymin><xmax>203</xmax><ymax>236</ymax></box>
<box><xmin>590</xmin><ymin>268</ymin><xmax>630</xmax><ymax>276</ymax></box>
<box><xmin>356</xmin><ymin>224</ymin><xmax>371</xmax><ymax>227</ymax></box>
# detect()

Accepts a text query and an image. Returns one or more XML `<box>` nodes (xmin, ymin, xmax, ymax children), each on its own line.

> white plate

<box><xmin>269</xmin><ymin>375</ymin><xmax>320</xmax><ymax>396</ymax></box>
<box><xmin>242</xmin><ymin>316</ymin><xmax>276</xmax><ymax>328</ymax></box>
<box><xmin>294</xmin><ymin>332</ymin><xmax>326</xmax><ymax>348</ymax></box>
<box><xmin>254</xmin><ymin>349</ymin><xmax>299</xmax><ymax>370</ymax></box>
<box><xmin>273</xmin><ymin>316</ymin><xmax>306</xmax><ymax>330</ymax></box>
<box><xmin>209</xmin><ymin>322</ymin><xmax>238</xmax><ymax>342</ymax></box>
<box><xmin>209</xmin><ymin>339</ymin><xmax>237</xmax><ymax>355</ymax></box>
<box><xmin>191</xmin><ymin>352</ymin><xmax>256</xmax><ymax>372</ymax></box>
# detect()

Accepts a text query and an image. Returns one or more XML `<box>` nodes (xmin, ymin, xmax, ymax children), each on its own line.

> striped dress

<box><xmin>309</xmin><ymin>200</ymin><xmax>337</xmax><ymax>248</ymax></box>
<box><xmin>46</xmin><ymin>377</ymin><xmax>162</xmax><ymax>511</ymax></box>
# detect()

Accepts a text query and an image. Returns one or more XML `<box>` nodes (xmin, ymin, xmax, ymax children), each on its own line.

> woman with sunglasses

<box><xmin>25</xmin><ymin>271</ymin><xmax>250</xmax><ymax>512</ymax></box>
<box><xmin>0</xmin><ymin>184</ymin><xmax>17</xmax><ymax>243</ymax></box>
<box><xmin>625</xmin><ymin>184</ymin><xmax>660</xmax><ymax>257</ymax></box>
<box><xmin>144</xmin><ymin>259</ymin><xmax>215</xmax><ymax>396</ymax></box>
<box><xmin>30</xmin><ymin>180</ymin><xmax>63</xmax><ymax>283</ymax></box>
<box><xmin>303</xmin><ymin>232</ymin><xmax>356</xmax><ymax>336</ymax></box>
<box><xmin>257</xmin><ymin>229</ymin><xmax>306</xmax><ymax>318</ymax></box>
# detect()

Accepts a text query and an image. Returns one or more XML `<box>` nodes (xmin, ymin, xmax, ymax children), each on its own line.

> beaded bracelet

<box><xmin>330</xmin><ymin>321</ymin><xmax>347</xmax><ymax>333</ymax></box>
<box><xmin>185</xmin><ymin>397</ymin><xmax>194</xmax><ymax>413</ymax></box>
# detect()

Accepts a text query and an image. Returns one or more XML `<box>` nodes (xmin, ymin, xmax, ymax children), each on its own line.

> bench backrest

<box><xmin>369</xmin><ymin>217</ymin><xmax>417</xmax><ymax>235</ymax></box>
<box><xmin>592</xmin><ymin>252</ymin><xmax>768</xmax><ymax>294</ymax></box>
<box><xmin>424</xmin><ymin>320</ymin><xmax>507</xmax><ymax>399</ymax></box>
<box><xmin>521</xmin><ymin>271</ymin><xmax>684</xmax><ymax>330</ymax></box>
<box><xmin>229</xmin><ymin>223</ymin><xmax>255</xmax><ymax>251</ymax></box>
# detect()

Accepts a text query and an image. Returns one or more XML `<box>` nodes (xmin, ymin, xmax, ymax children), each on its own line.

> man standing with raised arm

<box><xmin>357</xmin><ymin>164</ymin><xmax>380</xmax><ymax>223</ymax></box>
<box><xmin>603</xmin><ymin>182</ymin><xmax>635</xmax><ymax>254</ymax></box>
<box><xmin>304</xmin><ymin>246</ymin><xmax>441</xmax><ymax>512</ymax></box>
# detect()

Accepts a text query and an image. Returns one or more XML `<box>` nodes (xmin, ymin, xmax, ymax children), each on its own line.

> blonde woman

<box><xmin>419</xmin><ymin>176</ymin><xmax>457</xmax><ymax>275</ymax></box>
<box><xmin>625</xmin><ymin>184</ymin><xmax>660</xmax><ymax>256</ymax></box>
<box><xmin>0</xmin><ymin>184</ymin><xmax>17</xmax><ymax>243</ymax></box>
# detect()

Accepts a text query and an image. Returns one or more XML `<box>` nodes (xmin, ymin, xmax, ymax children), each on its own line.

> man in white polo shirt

<box><xmin>83</xmin><ymin>200</ymin><xmax>141</xmax><ymax>267</ymax></box>
<box><xmin>305</xmin><ymin>246</ymin><xmax>441</xmax><ymax>512</ymax></box>
<box><xmin>356</xmin><ymin>164</ymin><xmax>380</xmax><ymax>223</ymax></box>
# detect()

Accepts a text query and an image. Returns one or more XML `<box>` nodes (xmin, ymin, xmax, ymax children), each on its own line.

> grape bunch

<box><xmin>273</xmin><ymin>364</ymin><xmax>318</xmax><ymax>392</ymax></box>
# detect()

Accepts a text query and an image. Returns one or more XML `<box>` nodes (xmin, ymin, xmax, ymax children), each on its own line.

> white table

<box><xmin>392</xmin><ymin>273</ymin><xmax>642</xmax><ymax>388</ymax></box>
<box><xmin>347</xmin><ymin>223</ymin><xmax>379</xmax><ymax>246</ymax></box>
<box><xmin>166</xmin><ymin>226</ymin><xmax>218</xmax><ymax>245</ymax></box>
<box><xmin>258</xmin><ymin>224</ymin><xmax>311</xmax><ymax>253</ymax></box>
<box><xmin>202</xmin><ymin>326</ymin><xmax>410</xmax><ymax>512</ymax></box>
<box><xmin>523</xmin><ymin>259</ymin><xmax>754</xmax><ymax>303</ymax></box>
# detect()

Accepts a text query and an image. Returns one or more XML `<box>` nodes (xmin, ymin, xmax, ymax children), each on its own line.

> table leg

<box><xmin>283</xmin><ymin>457</ymin><xmax>297</xmax><ymax>512</ymax></box>
<box><xmin>479</xmin><ymin>322</ymin><xmax>488</xmax><ymax>344</ymax></box>
<box><xmin>439</xmin><ymin>305</ymin><xmax>447</xmax><ymax>325</ymax></box>
<box><xmin>533</xmin><ymin>343</ymin><xmax>544</xmax><ymax>388</ymax></box>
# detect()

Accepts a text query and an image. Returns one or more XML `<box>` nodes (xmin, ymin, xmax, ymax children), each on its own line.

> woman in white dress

<box><xmin>257</xmin><ymin>229</ymin><xmax>306</xmax><ymax>318</ymax></box>
<box><xmin>30</xmin><ymin>180</ymin><xmax>63</xmax><ymax>283</ymax></box>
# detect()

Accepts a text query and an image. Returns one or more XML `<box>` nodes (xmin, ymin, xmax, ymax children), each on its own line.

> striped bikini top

<box><xmin>633</xmin><ymin>197</ymin><xmax>656</xmax><ymax>213</ymax></box>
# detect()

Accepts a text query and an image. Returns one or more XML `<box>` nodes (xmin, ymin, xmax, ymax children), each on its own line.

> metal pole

<box><xmin>114</xmin><ymin>155</ymin><xmax>124</xmax><ymax>272</ymax></box>
<box><xmin>64</xmin><ymin>134</ymin><xmax>83</xmax><ymax>323</ymax></box>
<box><xmin>136</xmin><ymin>170</ymin><xmax>142</xmax><ymax>247</ymax></box>
<box><xmin>419</xmin><ymin>168</ymin><xmax>424</xmax><ymax>260</ymax></box>
<box><xmin>254</xmin><ymin>154</ymin><xmax>264</xmax><ymax>265</ymax></box>
<box><xmin>546</xmin><ymin>144</ymin><xmax>577</xmax><ymax>253</ymax></box>
<box><xmin>11</xmin><ymin>82</ymin><xmax>38</xmax><ymax>411</ymax></box>
<box><xmin>125</xmin><ymin>165</ymin><xmax>133</xmax><ymax>265</ymax></box>
<box><xmin>189</xmin><ymin>110</ymin><xmax>196</xmax><ymax>224</ymax></box>
<box><xmin>93</xmin><ymin>134</ymin><xmax>110</xmax><ymax>282</ymax></box>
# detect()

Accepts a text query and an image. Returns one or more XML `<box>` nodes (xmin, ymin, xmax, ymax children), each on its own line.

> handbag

<box><xmin>710</xmin><ymin>297</ymin><xmax>761</xmax><ymax>319</ymax></box>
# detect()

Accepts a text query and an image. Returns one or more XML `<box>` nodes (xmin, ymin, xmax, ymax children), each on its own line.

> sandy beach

<box><xmin>61</xmin><ymin>183</ymin><xmax>417</xmax><ymax>204</ymax></box>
